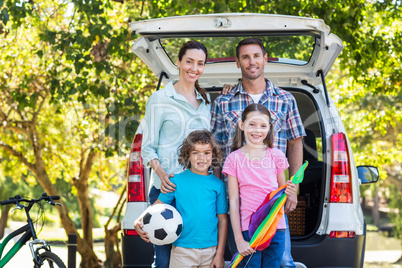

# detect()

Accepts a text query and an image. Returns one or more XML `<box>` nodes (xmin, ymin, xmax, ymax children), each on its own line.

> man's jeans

<box><xmin>149</xmin><ymin>186</ymin><xmax>174</xmax><ymax>268</ymax></box>
<box><xmin>281</xmin><ymin>216</ymin><xmax>296</xmax><ymax>268</ymax></box>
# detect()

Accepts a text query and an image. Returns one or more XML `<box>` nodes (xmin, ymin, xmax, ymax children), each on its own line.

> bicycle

<box><xmin>0</xmin><ymin>193</ymin><xmax>66</xmax><ymax>268</ymax></box>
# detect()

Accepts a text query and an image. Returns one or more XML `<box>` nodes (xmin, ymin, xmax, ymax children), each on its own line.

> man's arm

<box><xmin>285</xmin><ymin>137</ymin><xmax>303</xmax><ymax>213</ymax></box>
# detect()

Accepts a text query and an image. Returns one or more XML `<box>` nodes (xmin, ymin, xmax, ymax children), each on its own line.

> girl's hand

<box><xmin>160</xmin><ymin>173</ymin><xmax>176</xmax><ymax>194</ymax></box>
<box><xmin>219</xmin><ymin>84</ymin><xmax>235</xmax><ymax>95</ymax></box>
<box><xmin>236</xmin><ymin>238</ymin><xmax>255</xmax><ymax>257</ymax></box>
<box><xmin>134</xmin><ymin>218</ymin><xmax>150</xmax><ymax>243</ymax></box>
<box><xmin>285</xmin><ymin>180</ymin><xmax>297</xmax><ymax>197</ymax></box>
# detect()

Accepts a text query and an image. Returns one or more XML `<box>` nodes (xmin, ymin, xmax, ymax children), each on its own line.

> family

<box><xmin>134</xmin><ymin>38</ymin><xmax>306</xmax><ymax>268</ymax></box>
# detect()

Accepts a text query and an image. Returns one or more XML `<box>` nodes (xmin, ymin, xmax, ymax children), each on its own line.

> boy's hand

<box><xmin>134</xmin><ymin>218</ymin><xmax>150</xmax><ymax>243</ymax></box>
<box><xmin>210</xmin><ymin>254</ymin><xmax>224</xmax><ymax>268</ymax></box>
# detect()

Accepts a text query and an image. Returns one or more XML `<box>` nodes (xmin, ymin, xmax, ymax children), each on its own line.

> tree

<box><xmin>0</xmin><ymin>0</ymin><xmax>146</xmax><ymax>266</ymax></box>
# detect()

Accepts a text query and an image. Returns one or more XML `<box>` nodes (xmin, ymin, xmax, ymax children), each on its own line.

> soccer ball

<box><xmin>141</xmin><ymin>204</ymin><xmax>183</xmax><ymax>245</ymax></box>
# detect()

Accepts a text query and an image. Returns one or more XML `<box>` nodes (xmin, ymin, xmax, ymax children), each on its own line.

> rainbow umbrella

<box><xmin>230</xmin><ymin>161</ymin><xmax>309</xmax><ymax>268</ymax></box>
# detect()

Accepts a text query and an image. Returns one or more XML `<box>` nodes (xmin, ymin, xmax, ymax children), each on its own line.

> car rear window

<box><xmin>160</xmin><ymin>35</ymin><xmax>315</xmax><ymax>66</ymax></box>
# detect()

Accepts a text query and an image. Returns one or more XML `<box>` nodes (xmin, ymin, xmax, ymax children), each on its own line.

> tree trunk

<box><xmin>29</xmin><ymin>126</ymin><xmax>101</xmax><ymax>268</ymax></box>
<box><xmin>104</xmin><ymin>186</ymin><xmax>126</xmax><ymax>268</ymax></box>
<box><xmin>0</xmin><ymin>205</ymin><xmax>11</xmax><ymax>240</ymax></box>
<box><xmin>104</xmin><ymin>223</ymin><xmax>122</xmax><ymax>268</ymax></box>
<box><xmin>74</xmin><ymin>148</ymin><xmax>98</xmax><ymax>249</ymax></box>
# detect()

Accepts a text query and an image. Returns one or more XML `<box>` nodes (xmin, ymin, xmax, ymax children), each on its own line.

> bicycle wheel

<box><xmin>36</xmin><ymin>251</ymin><xmax>66</xmax><ymax>268</ymax></box>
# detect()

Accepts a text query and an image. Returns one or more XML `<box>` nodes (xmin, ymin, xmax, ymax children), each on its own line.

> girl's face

<box><xmin>177</xmin><ymin>49</ymin><xmax>206</xmax><ymax>85</ymax></box>
<box><xmin>240</xmin><ymin>111</ymin><xmax>271</xmax><ymax>147</ymax></box>
<box><xmin>189</xmin><ymin>142</ymin><xmax>213</xmax><ymax>176</ymax></box>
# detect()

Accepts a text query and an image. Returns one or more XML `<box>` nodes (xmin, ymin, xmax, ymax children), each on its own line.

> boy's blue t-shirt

<box><xmin>158</xmin><ymin>169</ymin><xmax>228</xmax><ymax>248</ymax></box>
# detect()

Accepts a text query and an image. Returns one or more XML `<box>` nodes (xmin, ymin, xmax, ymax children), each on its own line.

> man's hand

<box><xmin>284</xmin><ymin>181</ymin><xmax>298</xmax><ymax>214</ymax></box>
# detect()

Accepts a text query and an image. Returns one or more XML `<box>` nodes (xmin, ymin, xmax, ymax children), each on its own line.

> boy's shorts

<box><xmin>169</xmin><ymin>245</ymin><xmax>217</xmax><ymax>268</ymax></box>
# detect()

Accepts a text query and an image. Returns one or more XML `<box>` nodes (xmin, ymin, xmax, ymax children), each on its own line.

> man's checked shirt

<box><xmin>211</xmin><ymin>79</ymin><xmax>306</xmax><ymax>160</ymax></box>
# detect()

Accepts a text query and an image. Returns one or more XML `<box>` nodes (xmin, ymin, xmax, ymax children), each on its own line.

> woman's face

<box><xmin>177</xmin><ymin>48</ymin><xmax>206</xmax><ymax>85</ymax></box>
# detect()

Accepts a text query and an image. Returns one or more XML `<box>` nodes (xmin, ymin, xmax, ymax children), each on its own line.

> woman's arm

<box><xmin>228</xmin><ymin>175</ymin><xmax>254</xmax><ymax>257</ymax></box>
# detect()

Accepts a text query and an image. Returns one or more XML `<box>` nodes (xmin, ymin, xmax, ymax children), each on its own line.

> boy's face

<box><xmin>189</xmin><ymin>143</ymin><xmax>213</xmax><ymax>176</ymax></box>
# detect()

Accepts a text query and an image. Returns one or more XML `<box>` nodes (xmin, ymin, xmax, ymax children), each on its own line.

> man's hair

<box><xmin>236</xmin><ymin>38</ymin><xmax>267</xmax><ymax>58</ymax></box>
<box><xmin>178</xmin><ymin>129</ymin><xmax>224</xmax><ymax>170</ymax></box>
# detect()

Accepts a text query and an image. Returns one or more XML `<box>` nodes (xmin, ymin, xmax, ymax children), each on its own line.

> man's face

<box><xmin>236</xmin><ymin>44</ymin><xmax>268</xmax><ymax>81</ymax></box>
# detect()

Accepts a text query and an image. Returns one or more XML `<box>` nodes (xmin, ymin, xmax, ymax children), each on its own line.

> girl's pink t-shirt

<box><xmin>223</xmin><ymin>147</ymin><xmax>289</xmax><ymax>231</ymax></box>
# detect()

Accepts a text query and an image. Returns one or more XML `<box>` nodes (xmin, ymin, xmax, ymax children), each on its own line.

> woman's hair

<box><xmin>231</xmin><ymin>103</ymin><xmax>274</xmax><ymax>151</ymax></box>
<box><xmin>178</xmin><ymin>129</ymin><xmax>224</xmax><ymax>170</ymax></box>
<box><xmin>177</xmin><ymin>40</ymin><xmax>210</xmax><ymax>104</ymax></box>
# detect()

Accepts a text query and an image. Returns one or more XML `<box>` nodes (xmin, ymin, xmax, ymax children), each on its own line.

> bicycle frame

<box><xmin>0</xmin><ymin>224</ymin><xmax>32</xmax><ymax>267</ymax></box>
<box><xmin>0</xmin><ymin>205</ymin><xmax>52</xmax><ymax>267</ymax></box>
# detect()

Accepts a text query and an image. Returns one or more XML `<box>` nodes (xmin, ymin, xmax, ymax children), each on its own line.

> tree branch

<box><xmin>0</xmin><ymin>142</ymin><xmax>35</xmax><ymax>171</ymax></box>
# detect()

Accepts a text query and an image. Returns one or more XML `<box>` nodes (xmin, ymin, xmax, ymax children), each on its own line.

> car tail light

<box><xmin>127</xmin><ymin>134</ymin><xmax>146</xmax><ymax>202</ymax></box>
<box><xmin>329</xmin><ymin>231</ymin><xmax>356</xmax><ymax>238</ymax></box>
<box><xmin>330</xmin><ymin>132</ymin><xmax>353</xmax><ymax>203</ymax></box>
<box><xmin>124</xmin><ymin>230</ymin><xmax>139</xmax><ymax>236</ymax></box>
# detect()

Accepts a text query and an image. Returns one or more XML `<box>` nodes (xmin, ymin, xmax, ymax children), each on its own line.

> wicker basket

<box><xmin>287</xmin><ymin>197</ymin><xmax>306</xmax><ymax>236</ymax></box>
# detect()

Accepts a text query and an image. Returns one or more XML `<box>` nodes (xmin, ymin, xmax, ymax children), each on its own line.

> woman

<box><xmin>140</xmin><ymin>40</ymin><xmax>211</xmax><ymax>268</ymax></box>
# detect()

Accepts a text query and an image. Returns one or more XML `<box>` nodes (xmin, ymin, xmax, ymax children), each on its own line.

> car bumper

<box><xmin>292</xmin><ymin>233</ymin><xmax>366</xmax><ymax>267</ymax></box>
<box><xmin>122</xmin><ymin>233</ymin><xmax>154</xmax><ymax>268</ymax></box>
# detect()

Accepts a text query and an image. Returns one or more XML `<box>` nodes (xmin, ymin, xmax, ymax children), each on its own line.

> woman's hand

<box><xmin>160</xmin><ymin>173</ymin><xmax>176</xmax><ymax>194</ymax></box>
<box><xmin>236</xmin><ymin>238</ymin><xmax>255</xmax><ymax>257</ymax></box>
<box><xmin>219</xmin><ymin>84</ymin><xmax>235</xmax><ymax>95</ymax></box>
<box><xmin>134</xmin><ymin>218</ymin><xmax>150</xmax><ymax>243</ymax></box>
<box><xmin>149</xmin><ymin>159</ymin><xmax>176</xmax><ymax>193</ymax></box>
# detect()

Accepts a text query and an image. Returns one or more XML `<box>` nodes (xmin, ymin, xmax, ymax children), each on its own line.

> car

<box><xmin>121</xmin><ymin>13</ymin><xmax>379</xmax><ymax>268</ymax></box>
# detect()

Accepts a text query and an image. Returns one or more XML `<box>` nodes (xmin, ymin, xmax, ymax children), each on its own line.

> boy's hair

<box><xmin>231</xmin><ymin>103</ymin><xmax>274</xmax><ymax>152</ymax></box>
<box><xmin>236</xmin><ymin>38</ymin><xmax>267</xmax><ymax>59</ymax></box>
<box><xmin>178</xmin><ymin>129</ymin><xmax>224</xmax><ymax>170</ymax></box>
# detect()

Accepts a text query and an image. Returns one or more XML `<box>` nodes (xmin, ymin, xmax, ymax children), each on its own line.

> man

<box><xmin>211</xmin><ymin>38</ymin><xmax>305</xmax><ymax>267</ymax></box>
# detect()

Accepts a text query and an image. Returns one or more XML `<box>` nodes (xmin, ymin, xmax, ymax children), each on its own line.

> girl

<box><xmin>135</xmin><ymin>130</ymin><xmax>228</xmax><ymax>268</ymax></box>
<box><xmin>222</xmin><ymin>103</ymin><xmax>296</xmax><ymax>267</ymax></box>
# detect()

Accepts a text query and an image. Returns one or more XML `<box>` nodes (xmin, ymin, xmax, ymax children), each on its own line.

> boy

<box><xmin>135</xmin><ymin>130</ymin><xmax>228</xmax><ymax>268</ymax></box>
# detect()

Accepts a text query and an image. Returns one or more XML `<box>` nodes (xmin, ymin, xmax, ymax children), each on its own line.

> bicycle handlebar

<box><xmin>0</xmin><ymin>193</ymin><xmax>61</xmax><ymax>206</ymax></box>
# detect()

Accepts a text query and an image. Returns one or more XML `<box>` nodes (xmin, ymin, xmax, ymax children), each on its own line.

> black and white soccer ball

<box><xmin>141</xmin><ymin>204</ymin><xmax>183</xmax><ymax>245</ymax></box>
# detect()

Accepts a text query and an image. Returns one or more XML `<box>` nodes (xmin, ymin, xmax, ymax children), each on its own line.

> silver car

<box><xmin>122</xmin><ymin>13</ymin><xmax>378</xmax><ymax>267</ymax></box>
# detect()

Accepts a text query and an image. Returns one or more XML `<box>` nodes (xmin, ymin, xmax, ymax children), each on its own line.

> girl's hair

<box><xmin>178</xmin><ymin>129</ymin><xmax>224</xmax><ymax>170</ymax></box>
<box><xmin>231</xmin><ymin>103</ymin><xmax>274</xmax><ymax>152</ymax></box>
<box><xmin>177</xmin><ymin>40</ymin><xmax>210</xmax><ymax>104</ymax></box>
